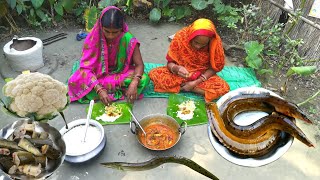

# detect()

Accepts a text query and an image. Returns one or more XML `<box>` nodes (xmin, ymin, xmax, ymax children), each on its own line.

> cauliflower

<box><xmin>2</xmin><ymin>72</ymin><xmax>69</xmax><ymax>120</ymax></box>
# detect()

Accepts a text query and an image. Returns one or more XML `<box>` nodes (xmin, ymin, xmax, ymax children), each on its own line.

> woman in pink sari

<box><xmin>68</xmin><ymin>6</ymin><xmax>149</xmax><ymax>105</ymax></box>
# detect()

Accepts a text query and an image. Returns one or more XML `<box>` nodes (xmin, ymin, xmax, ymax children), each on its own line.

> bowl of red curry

<box><xmin>130</xmin><ymin>114</ymin><xmax>187</xmax><ymax>151</ymax></box>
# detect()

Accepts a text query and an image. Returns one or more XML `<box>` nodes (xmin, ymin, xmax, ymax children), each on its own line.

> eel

<box><xmin>18</xmin><ymin>138</ymin><xmax>43</xmax><ymax>156</ymax></box>
<box><xmin>101</xmin><ymin>156</ymin><xmax>219</xmax><ymax>180</ymax></box>
<box><xmin>218</xmin><ymin>93</ymin><xmax>313</xmax><ymax>147</ymax></box>
<box><xmin>0</xmin><ymin>139</ymin><xmax>23</xmax><ymax>150</ymax></box>
<box><xmin>207</xmin><ymin>103</ymin><xmax>283</xmax><ymax>156</ymax></box>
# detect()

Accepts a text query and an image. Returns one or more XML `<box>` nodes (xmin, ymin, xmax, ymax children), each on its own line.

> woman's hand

<box><xmin>126</xmin><ymin>79</ymin><xmax>139</xmax><ymax>104</ymax></box>
<box><xmin>176</xmin><ymin>65</ymin><xmax>189</xmax><ymax>79</ymax></box>
<box><xmin>98</xmin><ymin>89</ymin><xmax>112</xmax><ymax>106</ymax></box>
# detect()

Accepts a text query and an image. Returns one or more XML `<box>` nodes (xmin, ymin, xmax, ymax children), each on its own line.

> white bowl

<box><xmin>59</xmin><ymin>119</ymin><xmax>105</xmax><ymax>163</ymax></box>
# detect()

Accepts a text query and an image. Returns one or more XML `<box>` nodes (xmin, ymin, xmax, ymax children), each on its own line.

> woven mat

<box><xmin>142</xmin><ymin>63</ymin><xmax>261</xmax><ymax>100</ymax></box>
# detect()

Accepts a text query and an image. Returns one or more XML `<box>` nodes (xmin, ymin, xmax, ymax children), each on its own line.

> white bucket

<box><xmin>3</xmin><ymin>37</ymin><xmax>44</xmax><ymax>72</ymax></box>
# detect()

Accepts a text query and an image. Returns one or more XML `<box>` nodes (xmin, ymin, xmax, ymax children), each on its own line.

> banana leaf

<box><xmin>87</xmin><ymin>102</ymin><xmax>132</xmax><ymax>125</ymax></box>
<box><xmin>167</xmin><ymin>94</ymin><xmax>208</xmax><ymax>126</ymax></box>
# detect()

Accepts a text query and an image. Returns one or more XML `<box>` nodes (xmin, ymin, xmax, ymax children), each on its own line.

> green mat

<box><xmin>70</xmin><ymin>60</ymin><xmax>261</xmax><ymax>101</ymax></box>
<box><xmin>142</xmin><ymin>63</ymin><xmax>261</xmax><ymax>100</ymax></box>
<box><xmin>167</xmin><ymin>94</ymin><xmax>208</xmax><ymax>126</ymax></box>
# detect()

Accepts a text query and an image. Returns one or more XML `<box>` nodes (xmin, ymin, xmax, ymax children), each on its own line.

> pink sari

<box><xmin>68</xmin><ymin>6</ymin><xmax>139</xmax><ymax>102</ymax></box>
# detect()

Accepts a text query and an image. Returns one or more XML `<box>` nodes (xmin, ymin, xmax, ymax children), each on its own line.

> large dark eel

<box><xmin>207</xmin><ymin>103</ymin><xmax>282</xmax><ymax>156</ymax></box>
<box><xmin>218</xmin><ymin>93</ymin><xmax>313</xmax><ymax>147</ymax></box>
<box><xmin>101</xmin><ymin>156</ymin><xmax>219</xmax><ymax>180</ymax></box>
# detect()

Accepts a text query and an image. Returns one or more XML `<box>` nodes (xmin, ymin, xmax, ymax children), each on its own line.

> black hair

<box><xmin>101</xmin><ymin>9</ymin><xmax>124</xmax><ymax>29</ymax></box>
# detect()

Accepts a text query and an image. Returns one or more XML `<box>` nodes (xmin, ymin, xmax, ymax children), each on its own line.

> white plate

<box><xmin>208</xmin><ymin>87</ymin><xmax>294</xmax><ymax>167</ymax></box>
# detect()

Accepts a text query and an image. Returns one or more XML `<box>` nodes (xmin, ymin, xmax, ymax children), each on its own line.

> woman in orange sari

<box><xmin>149</xmin><ymin>18</ymin><xmax>229</xmax><ymax>102</ymax></box>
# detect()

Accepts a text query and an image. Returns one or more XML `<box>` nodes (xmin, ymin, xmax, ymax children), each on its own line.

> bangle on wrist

<box><xmin>133</xmin><ymin>75</ymin><xmax>142</xmax><ymax>80</ymax></box>
<box><xmin>201</xmin><ymin>74</ymin><xmax>207</xmax><ymax>80</ymax></box>
<box><xmin>200</xmin><ymin>74</ymin><xmax>207</xmax><ymax>81</ymax></box>
<box><xmin>96</xmin><ymin>87</ymin><xmax>105</xmax><ymax>95</ymax></box>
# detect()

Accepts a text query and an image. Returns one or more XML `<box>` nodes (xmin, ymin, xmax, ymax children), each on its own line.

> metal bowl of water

<box><xmin>0</xmin><ymin>119</ymin><xmax>66</xmax><ymax>180</ymax></box>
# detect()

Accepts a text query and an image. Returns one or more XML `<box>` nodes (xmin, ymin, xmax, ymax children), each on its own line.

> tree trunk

<box><xmin>283</xmin><ymin>0</ymin><xmax>320</xmax><ymax>61</ymax></box>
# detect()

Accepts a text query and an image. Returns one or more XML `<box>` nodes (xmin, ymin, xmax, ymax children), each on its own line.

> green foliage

<box><xmin>308</xmin><ymin>106</ymin><xmax>316</xmax><ymax>114</ymax></box>
<box><xmin>172</xmin><ymin>6</ymin><xmax>191</xmax><ymax>20</ymax></box>
<box><xmin>147</xmin><ymin>0</ymin><xmax>186</xmax><ymax>23</ymax></box>
<box><xmin>235</xmin><ymin>3</ymin><xmax>316</xmax><ymax>80</ymax></box>
<box><xmin>98</xmin><ymin>0</ymin><xmax>119</xmax><ymax>9</ymax></box>
<box><xmin>55</xmin><ymin>2</ymin><xmax>64</xmax><ymax>16</ymax></box>
<box><xmin>213</xmin><ymin>1</ymin><xmax>240</xmax><ymax>29</ymax></box>
<box><xmin>149</xmin><ymin>8</ymin><xmax>161</xmax><ymax>23</ymax></box>
<box><xmin>191</xmin><ymin>0</ymin><xmax>209</xmax><ymax>10</ymax></box>
<box><xmin>31</xmin><ymin>0</ymin><xmax>44</xmax><ymax>9</ymax></box>
<box><xmin>84</xmin><ymin>6</ymin><xmax>98</xmax><ymax>32</ymax></box>
<box><xmin>189</xmin><ymin>0</ymin><xmax>241</xmax><ymax>29</ymax></box>
<box><xmin>8</xmin><ymin>0</ymin><xmax>17</xmax><ymax>9</ymax></box>
<box><xmin>286</xmin><ymin>66</ymin><xmax>317</xmax><ymax>77</ymax></box>
<box><xmin>244</xmin><ymin>41</ymin><xmax>264</xmax><ymax>70</ymax></box>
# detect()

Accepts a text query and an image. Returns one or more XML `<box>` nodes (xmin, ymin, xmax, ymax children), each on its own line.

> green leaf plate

<box><xmin>167</xmin><ymin>94</ymin><xmax>208</xmax><ymax>126</ymax></box>
<box><xmin>87</xmin><ymin>102</ymin><xmax>132</xmax><ymax>125</ymax></box>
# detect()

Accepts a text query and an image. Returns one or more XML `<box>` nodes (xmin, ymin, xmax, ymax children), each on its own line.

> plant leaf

<box><xmin>98</xmin><ymin>0</ymin><xmax>117</xmax><ymax>9</ymax></box>
<box><xmin>173</xmin><ymin>6</ymin><xmax>188</xmax><ymax>20</ymax></box>
<box><xmin>244</xmin><ymin>41</ymin><xmax>264</xmax><ymax>57</ymax></box>
<box><xmin>54</xmin><ymin>2</ymin><xmax>64</xmax><ymax>16</ymax></box>
<box><xmin>31</xmin><ymin>0</ymin><xmax>44</xmax><ymax>9</ymax></box>
<box><xmin>84</xmin><ymin>6</ymin><xmax>98</xmax><ymax>32</ymax></box>
<box><xmin>207</xmin><ymin>0</ymin><xmax>214</xmax><ymax>4</ymax></box>
<box><xmin>162</xmin><ymin>0</ymin><xmax>171</xmax><ymax>8</ymax></box>
<box><xmin>162</xmin><ymin>7</ymin><xmax>174</xmax><ymax>17</ymax></box>
<box><xmin>48</xmin><ymin>0</ymin><xmax>55</xmax><ymax>5</ymax></box>
<box><xmin>258</xmin><ymin>69</ymin><xmax>273</xmax><ymax>75</ymax></box>
<box><xmin>286</xmin><ymin>66</ymin><xmax>317</xmax><ymax>77</ymax></box>
<box><xmin>16</xmin><ymin>4</ymin><xmax>23</xmax><ymax>15</ymax></box>
<box><xmin>62</xmin><ymin>0</ymin><xmax>76</xmax><ymax>12</ymax></box>
<box><xmin>36</xmin><ymin>9</ymin><xmax>46</xmax><ymax>20</ymax></box>
<box><xmin>149</xmin><ymin>8</ymin><xmax>161</xmax><ymax>23</ymax></box>
<box><xmin>191</xmin><ymin>0</ymin><xmax>208</xmax><ymax>10</ymax></box>
<box><xmin>244</xmin><ymin>41</ymin><xmax>264</xmax><ymax>69</ymax></box>
<box><xmin>8</xmin><ymin>0</ymin><xmax>16</xmax><ymax>9</ymax></box>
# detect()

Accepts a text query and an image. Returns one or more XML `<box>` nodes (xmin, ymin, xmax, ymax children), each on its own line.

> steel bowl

<box><xmin>0</xmin><ymin>119</ymin><xmax>66</xmax><ymax>180</ymax></box>
<box><xmin>130</xmin><ymin>114</ymin><xmax>187</xmax><ymax>151</ymax></box>
<box><xmin>59</xmin><ymin>119</ymin><xmax>105</xmax><ymax>163</ymax></box>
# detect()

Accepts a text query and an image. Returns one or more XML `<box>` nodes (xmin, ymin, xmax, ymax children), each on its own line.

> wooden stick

<box><xmin>267</xmin><ymin>0</ymin><xmax>320</xmax><ymax>30</ymax></box>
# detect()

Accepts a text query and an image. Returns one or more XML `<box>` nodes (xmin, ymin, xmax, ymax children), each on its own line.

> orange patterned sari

<box><xmin>149</xmin><ymin>19</ymin><xmax>229</xmax><ymax>102</ymax></box>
